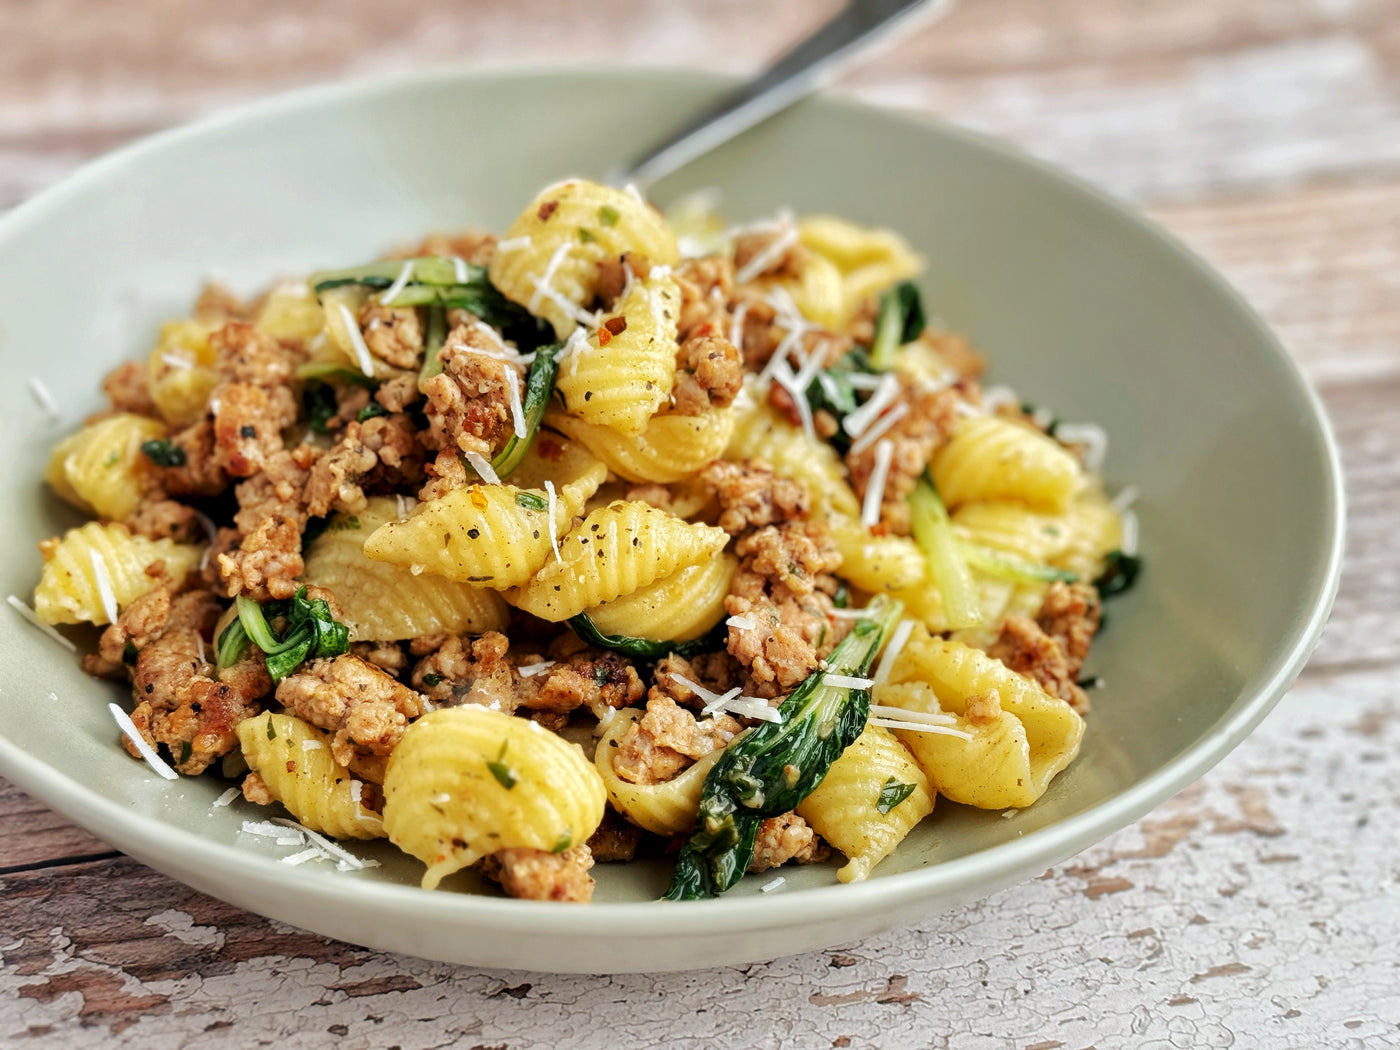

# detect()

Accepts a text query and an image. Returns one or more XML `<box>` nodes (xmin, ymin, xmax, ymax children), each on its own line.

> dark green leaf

<box><xmin>1094</xmin><ymin>550</ymin><xmax>1142</xmax><ymax>599</ymax></box>
<box><xmin>302</xmin><ymin>382</ymin><xmax>340</xmax><ymax>435</ymax></box>
<box><xmin>229</xmin><ymin>587</ymin><xmax>350</xmax><ymax>681</ymax></box>
<box><xmin>140</xmin><ymin>439</ymin><xmax>186</xmax><ymax>468</ymax></box>
<box><xmin>356</xmin><ymin>401</ymin><xmax>388</xmax><ymax>423</ymax></box>
<box><xmin>875</xmin><ymin>776</ymin><xmax>916</xmax><ymax>815</ymax></box>
<box><xmin>421</xmin><ymin>672</ymin><xmax>444</xmax><ymax>687</ymax></box>
<box><xmin>489</xmin><ymin>341</ymin><xmax>565</xmax><ymax>479</ymax></box>
<box><xmin>568</xmin><ymin>612</ymin><xmax>726</xmax><ymax>661</ymax></box>
<box><xmin>122</xmin><ymin>640</ymin><xmax>139</xmax><ymax>665</ymax></box>
<box><xmin>869</xmin><ymin>281</ymin><xmax>926</xmax><ymax>369</ymax></box>
<box><xmin>215</xmin><ymin>617</ymin><xmax>249</xmax><ymax>670</ymax></box>
<box><xmin>266</xmin><ymin>719</ymin><xmax>276</xmax><ymax>740</ymax></box>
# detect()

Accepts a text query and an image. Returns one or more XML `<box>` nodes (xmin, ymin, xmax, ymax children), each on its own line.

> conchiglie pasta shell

<box><xmin>876</xmin><ymin>631</ymin><xmax>1084</xmax><ymax>809</ymax></box>
<box><xmin>488</xmin><ymin>179</ymin><xmax>679</xmax><ymax>338</ymax></box>
<box><xmin>931</xmin><ymin>416</ymin><xmax>1082</xmax><ymax>513</ymax></box>
<box><xmin>594</xmin><ymin>709</ymin><xmax>721</xmax><ymax>835</ymax></box>
<box><xmin>147</xmin><ymin>320</ymin><xmax>221</xmax><ymax>426</ymax></box>
<box><xmin>555</xmin><ymin>274</ymin><xmax>679</xmax><ymax>434</ymax></box>
<box><xmin>725</xmin><ymin>402</ymin><xmax>859</xmax><ymax>518</ymax></box>
<box><xmin>796</xmin><ymin>724</ymin><xmax>933</xmax><ymax>882</ymax></box>
<box><xmin>34</xmin><ymin>522</ymin><xmax>200</xmax><ymax>625</ymax></box>
<box><xmin>952</xmin><ymin>500</ymin><xmax>1077</xmax><ymax>564</ymax></box>
<box><xmin>237</xmin><ymin>713</ymin><xmax>385</xmax><ymax>839</ymax></box>
<box><xmin>303</xmin><ymin>497</ymin><xmax>508</xmax><ymax>640</ymax></box>
<box><xmin>831</xmin><ymin>521</ymin><xmax>926</xmax><ymax>594</ymax></box>
<box><xmin>255</xmin><ymin>281</ymin><xmax>325</xmax><ymax>343</ymax></box>
<box><xmin>44</xmin><ymin>413</ymin><xmax>166</xmax><ymax>520</ymax></box>
<box><xmin>508</xmin><ymin>501</ymin><xmax>729</xmax><ymax>622</ymax></box>
<box><xmin>547</xmin><ymin>407</ymin><xmax>735</xmax><ymax>484</ymax></box>
<box><xmin>585</xmin><ymin>553</ymin><xmax>737</xmax><ymax>643</ymax></box>
<box><xmin>382</xmin><ymin>706</ymin><xmax>606</xmax><ymax>889</ymax></box>
<box><xmin>1052</xmin><ymin>489</ymin><xmax>1124</xmax><ymax>580</ymax></box>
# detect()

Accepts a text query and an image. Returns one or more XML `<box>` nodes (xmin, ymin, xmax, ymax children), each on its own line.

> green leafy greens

<box><xmin>215</xmin><ymin>586</ymin><xmax>350</xmax><ymax>681</ymax></box>
<box><xmin>568</xmin><ymin>612</ymin><xmax>727</xmax><ymax>662</ymax></box>
<box><xmin>140</xmin><ymin>439</ymin><xmax>186</xmax><ymax>468</ymax></box>
<box><xmin>868</xmin><ymin>281</ymin><xmax>926</xmax><ymax>370</ymax></box>
<box><xmin>663</xmin><ymin>596</ymin><xmax>904</xmax><ymax>900</ymax></box>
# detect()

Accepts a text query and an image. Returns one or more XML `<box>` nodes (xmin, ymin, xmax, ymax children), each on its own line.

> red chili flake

<box><xmin>603</xmin><ymin>316</ymin><xmax>628</xmax><ymax>337</ymax></box>
<box><xmin>596</xmin><ymin>325</ymin><xmax>613</xmax><ymax>347</ymax></box>
<box><xmin>537</xmin><ymin>200</ymin><xmax>559</xmax><ymax>221</ymax></box>
<box><xmin>693</xmin><ymin>323</ymin><xmax>714</xmax><ymax>339</ymax></box>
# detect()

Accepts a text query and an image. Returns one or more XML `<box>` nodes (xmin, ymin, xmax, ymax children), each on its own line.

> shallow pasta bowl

<box><xmin>0</xmin><ymin>67</ymin><xmax>1344</xmax><ymax>973</ymax></box>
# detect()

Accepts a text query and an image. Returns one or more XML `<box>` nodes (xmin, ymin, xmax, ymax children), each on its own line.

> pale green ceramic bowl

<box><xmin>0</xmin><ymin>68</ymin><xmax>1344</xmax><ymax>973</ymax></box>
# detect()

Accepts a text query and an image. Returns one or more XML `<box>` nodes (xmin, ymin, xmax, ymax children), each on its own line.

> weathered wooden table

<box><xmin>3</xmin><ymin>1</ymin><xmax>1398</xmax><ymax>1045</ymax></box>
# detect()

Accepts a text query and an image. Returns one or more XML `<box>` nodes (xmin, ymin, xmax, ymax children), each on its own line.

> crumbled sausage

<box><xmin>846</xmin><ymin>378</ymin><xmax>960</xmax><ymax>535</ymax></box>
<box><xmin>276</xmin><ymin>654</ymin><xmax>426</xmax><ymax>767</ymax></box>
<box><xmin>124</xmin><ymin>498</ymin><xmax>202</xmax><ymax>544</ymax></box>
<box><xmin>673</xmin><ymin>255</ymin><xmax>735</xmax><ymax>340</ymax></box>
<box><xmin>671</xmin><ymin>333</ymin><xmax>744</xmax><ymax>414</ymax></box>
<box><xmin>703</xmin><ymin>459</ymin><xmax>810</xmax><ymax>537</ymax></box>
<box><xmin>241</xmin><ymin>771</ymin><xmax>275</xmax><ymax>805</ymax></box>
<box><xmin>422</xmin><ymin>325</ymin><xmax>518</xmax><ymax>457</ymax></box>
<box><xmin>987</xmin><ymin>582</ymin><xmax>1101</xmax><ymax>715</ymax></box>
<box><xmin>372</xmin><ymin>373</ymin><xmax>421</xmax><ymax>415</ymax></box>
<box><xmin>612</xmin><ymin>696</ymin><xmax>741</xmax><ymax>785</ymax></box>
<box><xmin>748</xmin><ymin>812</ymin><xmax>829</xmax><ymax>872</ymax></box>
<box><xmin>211</xmin><ymin>381</ymin><xmax>298</xmax><ymax>478</ymax></box>
<box><xmin>358</xmin><ymin>302</ymin><xmax>423</xmax><ymax>369</ymax></box>
<box><xmin>733</xmin><ymin>229</ymin><xmax>807</xmax><ymax>282</ymax></box>
<box><xmin>418</xmin><ymin>447</ymin><xmax>471</xmax><ymax>502</ymax></box>
<box><xmin>586</xmin><ymin>810</ymin><xmax>643</xmax><ymax>863</ymax></box>
<box><xmin>410</xmin><ymin>631</ymin><xmax>517</xmax><ymax>712</ymax></box>
<box><xmin>352</xmin><ymin>641</ymin><xmax>408</xmax><ymax>675</ymax></box>
<box><xmin>101</xmin><ymin>361</ymin><xmax>156</xmax><ymax>416</ymax></box>
<box><xmin>359</xmin><ymin>412</ymin><xmax>425</xmax><ymax>489</ymax></box>
<box><xmin>516</xmin><ymin>634</ymin><xmax>645</xmax><ymax>720</ymax></box>
<box><xmin>479</xmin><ymin>845</ymin><xmax>594</xmax><ymax>903</ymax></box>
<box><xmin>648</xmin><ymin>650</ymin><xmax>748</xmax><ymax>710</ymax></box>
<box><xmin>159</xmin><ymin>418</ymin><xmax>228</xmax><ymax>497</ymax></box>
<box><xmin>303</xmin><ymin>421</ymin><xmax>377</xmax><ymax>517</ymax></box>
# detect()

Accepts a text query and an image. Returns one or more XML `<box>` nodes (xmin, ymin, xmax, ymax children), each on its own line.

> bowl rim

<box><xmin>0</xmin><ymin>64</ymin><xmax>1346</xmax><ymax>939</ymax></box>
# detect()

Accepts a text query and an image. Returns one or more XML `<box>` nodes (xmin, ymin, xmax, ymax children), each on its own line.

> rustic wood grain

<box><xmin>3</xmin><ymin>0</ymin><xmax>1399</xmax><ymax>1045</ymax></box>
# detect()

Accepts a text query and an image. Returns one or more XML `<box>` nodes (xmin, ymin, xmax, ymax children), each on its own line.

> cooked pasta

<box><xmin>382</xmin><ymin>706</ymin><xmax>606</xmax><ymax>889</ymax></box>
<box><xmin>35</xmin><ymin>175</ymin><xmax>1136</xmax><ymax>904</ymax></box>
<box><xmin>237</xmin><ymin>712</ymin><xmax>385</xmax><ymax>839</ymax></box>
<box><xmin>34</xmin><ymin>521</ymin><xmax>200</xmax><ymax>625</ymax></box>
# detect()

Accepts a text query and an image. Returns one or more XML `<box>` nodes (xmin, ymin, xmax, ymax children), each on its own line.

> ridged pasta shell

<box><xmin>725</xmin><ymin>402</ymin><xmax>859</xmax><ymax>518</ymax></box>
<box><xmin>547</xmin><ymin>407</ymin><xmax>736</xmax><ymax>484</ymax></box>
<box><xmin>44</xmin><ymin>413</ymin><xmax>166</xmax><ymax>521</ymax></box>
<box><xmin>593</xmin><ymin>709</ymin><xmax>719</xmax><ymax>835</ymax></box>
<box><xmin>586</xmin><ymin>553</ymin><xmax>737</xmax><ymax>643</ymax></box>
<box><xmin>931</xmin><ymin>416</ymin><xmax>1082</xmax><ymax>513</ymax></box>
<box><xmin>34</xmin><ymin>521</ymin><xmax>200</xmax><ymax>625</ymax></box>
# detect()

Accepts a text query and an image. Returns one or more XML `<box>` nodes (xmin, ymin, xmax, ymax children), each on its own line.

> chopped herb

<box><xmin>329</xmin><ymin>515</ymin><xmax>361</xmax><ymax>532</ymax></box>
<box><xmin>178</xmin><ymin>741</ymin><xmax>193</xmax><ymax>765</ymax></box>
<box><xmin>122</xmin><ymin>640</ymin><xmax>139</xmax><ymax>665</ymax></box>
<box><xmin>552</xmin><ymin>829</ymin><xmax>573</xmax><ymax>853</ymax></box>
<box><xmin>578</xmin><ymin>227</ymin><xmax>596</xmax><ymax>244</ymax></box>
<box><xmin>598</xmin><ymin>204</ymin><xmax>620</xmax><ymax>226</ymax></box>
<box><xmin>103</xmin><ymin>450</ymin><xmax>122</xmax><ymax>467</ymax></box>
<box><xmin>1094</xmin><ymin>550</ymin><xmax>1142</xmax><ymax>599</ymax></box>
<box><xmin>239</xmin><ymin>425</ymin><xmax>257</xmax><ymax>439</ymax></box>
<box><xmin>832</xmin><ymin>581</ymin><xmax>850</xmax><ymax>609</ymax></box>
<box><xmin>875</xmin><ymin>776</ymin><xmax>916</xmax><ymax>815</ymax></box>
<box><xmin>486</xmin><ymin>741</ymin><xmax>517</xmax><ymax>790</ymax></box>
<box><xmin>515</xmin><ymin>491</ymin><xmax>548</xmax><ymax>512</ymax></box>
<box><xmin>140</xmin><ymin>439</ymin><xmax>187</xmax><ymax>468</ymax></box>
<box><xmin>217</xmin><ymin>587</ymin><xmax>350</xmax><ymax>681</ymax></box>
<box><xmin>266</xmin><ymin>719</ymin><xmax>277</xmax><ymax>740</ymax></box>
<box><xmin>356</xmin><ymin>401</ymin><xmax>388</xmax><ymax>423</ymax></box>
<box><xmin>421</xmin><ymin>672</ymin><xmax>444</xmax><ymax>687</ymax></box>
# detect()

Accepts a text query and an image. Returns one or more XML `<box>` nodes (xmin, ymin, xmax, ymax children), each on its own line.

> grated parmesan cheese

<box><xmin>28</xmin><ymin>376</ymin><xmax>58</xmax><ymax>419</ymax></box>
<box><xmin>1111</xmin><ymin>484</ymin><xmax>1140</xmax><ymax>513</ymax></box>
<box><xmin>725</xmin><ymin>614</ymin><xmax>756</xmax><ymax>631</ymax></box>
<box><xmin>463</xmin><ymin>451</ymin><xmax>500</xmax><ymax>485</ymax></box>
<box><xmin>728</xmin><ymin>300</ymin><xmax>750</xmax><ymax>351</ymax></box>
<box><xmin>159</xmin><ymin>352</ymin><xmax>193</xmax><ymax>370</ymax></box>
<box><xmin>212</xmin><ymin>787</ymin><xmax>240</xmax><ymax>808</ymax></box>
<box><xmin>544</xmin><ymin>480</ymin><xmax>562</xmax><ymax>565</ymax></box>
<box><xmin>872</xmin><ymin>619</ymin><xmax>914</xmax><ymax>684</ymax></box>
<box><xmin>108</xmin><ymin>703</ymin><xmax>179</xmax><ymax>780</ymax></box>
<box><xmin>336</xmin><ymin>302</ymin><xmax>376</xmax><ymax>378</ymax></box>
<box><xmin>848</xmin><ymin>401</ymin><xmax>909</xmax><ymax>456</ymax></box>
<box><xmin>88</xmin><ymin>550</ymin><xmax>119</xmax><ymax>625</ymax></box>
<box><xmin>450</xmin><ymin>255</ymin><xmax>469</xmax><ymax>283</ymax></box>
<box><xmin>281</xmin><ymin>847</ymin><xmax>326</xmax><ymax>866</ymax></box>
<box><xmin>868</xmin><ymin>718</ymin><xmax>972</xmax><ymax>740</ymax></box>
<box><xmin>759</xmin><ymin>876</ymin><xmax>786</xmax><ymax>893</ymax></box>
<box><xmin>734</xmin><ymin>221</ymin><xmax>798</xmax><ymax>285</ymax></box>
<box><xmin>1120</xmin><ymin>509</ymin><xmax>1140</xmax><ymax>557</ymax></box>
<box><xmin>724</xmin><ymin>696</ymin><xmax>783</xmax><ymax>723</ymax></box>
<box><xmin>270</xmin><ymin>817</ymin><xmax>364</xmax><ymax>869</ymax></box>
<box><xmin>301</xmin><ymin>739</ymin><xmax>324</xmax><ymax>752</ymax></box>
<box><xmin>496</xmin><ymin>235</ymin><xmax>532</xmax><ymax>253</ymax></box>
<box><xmin>843</xmin><ymin>372</ymin><xmax>901</xmax><ymax>439</ymax></box>
<box><xmin>502</xmin><ymin>362</ymin><xmax>527</xmax><ymax>439</ymax></box>
<box><xmin>379</xmin><ymin>260</ymin><xmax>415</xmax><ymax>306</ymax></box>
<box><xmin>8</xmin><ymin>594</ymin><xmax>76</xmax><ymax>652</ymax></box>
<box><xmin>517</xmin><ymin>660</ymin><xmax>557</xmax><ymax>678</ymax></box>
<box><xmin>868</xmin><ymin>703</ymin><xmax>956</xmax><ymax>726</ymax></box>
<box><xmin>822</xmin><ymin>674</ymin><xmax>874</xmax><ymax>690</ymax></box>
<box><xmin>860</xmin><ymin>438</ymin><xmax>895</xmax><ymax>530</ymax></box>
<box><xmin>527</xmin><ymin>240</ymin><xmax>573</xmax><ymax>315</ymax></box>
<box><xmin>1053</xmin><ymin>422</ymin><xmax>1108</xmax><ymax>472</ymax></box>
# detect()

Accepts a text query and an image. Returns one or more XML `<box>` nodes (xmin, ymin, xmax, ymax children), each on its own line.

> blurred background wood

<box><xmin>3</xmin><ymin>1</ymin><xmax>1398</xmax><ymax>1045</ymax></box>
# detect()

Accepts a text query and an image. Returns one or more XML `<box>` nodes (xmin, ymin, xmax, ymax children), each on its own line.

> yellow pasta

<box><xmin>382</xmin><ymin>706</ymin><xmax>606</xmax><ymax>889</ymax></box>
<box><xmin>302</xmin><ymin>497</ymin><xmax>509</xmax><ymax>640</ymax></box>
<box><xmin>547</xmin><ymin>407</ymin><xmax>735</xmax><ymax>484</ymax></box>
<box><xmin>952</xmin><ymin>500</ymin><xmax>1077</xmax><ymax>564</ymax></box>
<box><xmin>237</xmin><ymin>712</ymin><xmax>385</xmax><ymax>839</ymax></box>
<box><xmin>33</xmin><ymin>521</ymin><xmax>201</xmax><ymax>625</ymax></box>
<box><xmin>147</xmin><ymin>320</ymin><xmax>221</xmax><ymax>426</ymax></box>
<box><xmin>830</xmin><ymin>521</ymin><xmax>926</xmax><ymax>594</ymax></box>
<box><xmin>876</xmin><ymin>631</ymin><xmax>1084</xmax><ymax>809</ymax></box>
<box><xmin>725</xmin><ymin>402</ymin><xmax>860</xmax><ymax>518</ymax></box>
<box><xmin>797</xmin><ymin>214</ymin><xmax>924</xmax><ymax>322</ymax></box>
<box><xmin>950</xmin><ymin>578</ymin><xmax>1048</xmax><ymax>651</ymax></box>
<box><xmin>786</xmin><ymin>252</ymin><xmax>847</xmax><ymax>331</ymax></box>
<box><xmin>594</xmin><ymin>709</ymin><xmax>720</xmax><ymax>835</ymax></box>
<box><xmin>555</xmin><ymin>273</ymin><xmax>679</xmax><ymax>433</ymax></box>
<box><xmin>932</xmin><ymin>416</ymin><xmax>1082</xmax><ymax>513</ymax></box>
<box><xmin>1052</xmin><ymin>489</ymin><xmax>1124</xmax><ymax>580</ymax></box>
<box><xmin>796</xmin><ymin>724</ymin><xmax>934</xmax><ymax>883</ymax></box>
<box><xmin>585</xmin><ymin>553</ymin><xmax>737</xmax><ymax>643</ymax></box>
<box><xmin>509</xmin><ymin>501</ymin><xmax>729</xmax><ymax>622</ymax></box>
<box><xmin>361</xmin><ymin>442</ymin><xmax>605</xmax><ymax>589</ymax></box>
<box><xmin>44</xmin><ymin>413</ymin><xmax>166</xmax><ymax>521</ymax></box>
<box><xmin>488</xmin><ymin>179</ymin><xmax>680</xmax><ymax>338</ymax></box>
<box><xmin>255</xmin><ymin>280</ymin><xmax>325</xmax><ymax>343</ymax></box>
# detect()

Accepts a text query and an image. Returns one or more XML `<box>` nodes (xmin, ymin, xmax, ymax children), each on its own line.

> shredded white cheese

<box><xmin>8</xmin><ymin>595</ymin><xmax>76</xmax><ymax>652</ymax></box>
<box><xmin>463</xmin><ymin>451</ymin><xmax>500</xmax><ymax>485</ymax></box>
<box><xmin>560</xmin><ymin>326</ymin><xmax>591</xmax><ymax>377</ymax></box>
<box><xmin>724</xmin><ymin>697</ymin><xmax>783</xmax><ymax>723</ymax></box>
<box><xmin>860</xmin><ymin>438</ymin><xmax>895</xmax><ymax>530</ymax></box>
<box><xmin>28</xmin><ymin>376</ymin><xmax>58</xmax><ymax>419</ymax></box>
<box><xmin>193</xmin><ymin>509</ymin><xmax>218</xmax><ymax>573</ymax></box>
<box><xmin>336</xmin><ymin>302</ymin><xmax>376</xmax><ymax>378</ymax></box>
<box><xmin>108</xmin><ymin>702</ymin><xmax>179</xmax><ymax>780</ymax></box>
<box><xmin>868</xmin><ymin>703</ymin><xmax>956</xmax><ymax>726</ymax></box>
<box><xmin>517</xmin><ymin>660</ymin><xmax>556</xmax><ymax>678</ymax></box>
<box><xmin>431</xmin><ymin>792</ymin><xmax>452</xmax><ymax>805</ymax></box>
<box><xmin>1111</xmin><ymin>484</ymin><xmax>1140</xmax><ymax>514</ymax></box>
<box><xmin>759</xmin><ymin>876</ymin><xmax>787</xmax><ymax>894</ymax></box>
<box><xmin>725</xmin><ymin>614</ymin><xmax>756</xmax><ymax>630</ymax></box>
<box><xmin>728</xmin><ymin>300</ymin><xmax>750</xmax><ymax>352</ymax></box>
<box><xmin>771</xmin><ymin>358</ymin><xmax>816</xmax><ymax>446</ymax></box>
<box><xmin>301</xmin><ymin>739</ymin><xmax>324</xmax><ymax>752</ymax></box>
<box><xmin>980</xmin><ymin>385</ymin><xmax>1020</xmax><ymax>413</ymax></box>
<box><xmin>1120</xmin><ymin>509</ymin><xmax>1140</xmax><ymax>557</ymax></box>
<box><xmin>828</xmin><ymin>607</ymin><xmax>874</xmax><ymax>620</ymax></box>
<box><xmin>670</xmin><ymin>672</ymin><xmax>725</xmax><ymax>706</ymax></box>
<box><xmin>281</xmin><ymin>847</ymin><xmax>326</xmax><ymax>867</ymax></box>
<box><xmin>159</xmin><ymin>352</ymin><xmax>193</xmax><ymax>371</ymax></box>
<box><xmin>502</xmin><ymin>363</ymin><xmax>527</xmax><ymax>439</ymax></box>
<box><xmin>88</xmin><ymin>550</ymin><xmax>119</xmax><ymax>625</ymax></box>
<box><xmin>843</xmin><ymin>372</ymin><xmax>901</xmax><ymax>439</ymax></box>
<box><xmin>845</xmin><ymin>373</ymin><xmax>885</xmax><ymax>392</ymax></box>
<box><xmin>734</xmin><ymin>221</ymin><xmax>799</xmax><ymax>285</ymax></box>
<box><xmin>270</xmin><ymin>817</ymin><xmax>364</xmax><ymax>869</ymax></box>
<box><xmin>848</xmin><ymin>401</ymin><xmax>909</xmax><ymax>456</ymax></box>
<box><xmin>379</xmin><ymin>260</ymin><xmax>415</xmax><ymax>305</ymax></box>
<box><xmin>496</xmin><ymin>235</ymin><xmax>532</xmax><ymax>253</ymax></box>
<box><xmin>527</xmin><ymin>240</ymin><xmax>573</xmax><ymax>315</ymax></box>
<box><xmin>872</xmin><ymin>619</ymin><xmax>914</xmax><ymax>684</ymax></box>
<box><xmin>544</xmin><ymin>480</ymin><xmax>562</xmax><ymax>565</ymax></box>
<box><xmin>1053</xmin><ymin>422</ymin><xmax>1108</xmax><ymax>472</ymax></box>
<box><xmin>212</xmin><ymin>787</ymin><xmax>240</xmax><ymax>808</ymax></box>
<box><xmin>869</xmin><ymin>717</ymin><xmax>973</xmax><ymax>740</ymax></box>
<box><xmin>450</xmin><ymin>255</ymin><xmax>469</xmax><ymax>283</ymax></box>
<box><xmin>821</xmin><ymin>674</ymin><xmax>874</xmax><ymax>690</ymax></box>
<box><xmin>240</xmin><ymin>820</ymin><xmax>292</xmax><ymax>839</ymax></box>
